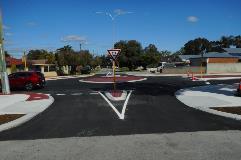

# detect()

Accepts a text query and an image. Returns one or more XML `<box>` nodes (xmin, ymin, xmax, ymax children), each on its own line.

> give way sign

<box><xmin>108</xmin><ymin>49</ymin><xmax>121</xmax><ymax>61</ymax></box>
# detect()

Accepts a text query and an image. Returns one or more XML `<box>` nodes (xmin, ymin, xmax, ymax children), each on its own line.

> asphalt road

<box><xmin>0</xmin><ymin>75</ymin><xmax>241</xmax><ymax>141</ymax></box>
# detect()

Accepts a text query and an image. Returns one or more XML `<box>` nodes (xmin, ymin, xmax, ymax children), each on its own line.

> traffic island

<box><xmin>79</xmin><ymin>75</ymin><xmax>147</xmax><ymax>84</ymax></box>
<box><xmin>211</xmin><ymin>107</ymin><xmax>241</xmax><ymax>115</ymax></box>
<box><xmin>176</xmin><ymin>83</ymin><xmax>241</xmax><ymax>120</ymax></box>
<box><xmin>0</xmin><ymin>93</ymin><xmax>54</xmax><ymax>132</ymax></box>
<box><xmin>0</xmin><ymin>114</ymin><xmax>25</xmax><ymax>125</ymax></box>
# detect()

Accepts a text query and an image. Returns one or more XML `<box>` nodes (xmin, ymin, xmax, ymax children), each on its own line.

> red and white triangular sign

<box><xmin>108</xmin><ymin>49</ymin><xmax>121</xmax><ymax>61</ymax></box>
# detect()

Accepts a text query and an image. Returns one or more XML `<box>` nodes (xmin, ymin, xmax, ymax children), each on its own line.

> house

<box><xmin>5</xmin><ymin>57</ymin><xmax>25</xmax><ymax>74</ymax></box>
<box><xmin>5</xmin><ymin>57</ymin><xmax>57</xmax><ymax>77</ymax></box>
<box><xmin>176</xmin><ymin>49</ymin><xmax>241</xmax><ymax>74</ymax></box>
<box><xmin>189</xmin><ymin>52</ymin><xmax>239</xmax><ymax>66</ymax></box>
<box><xmin>224</xmin><ymin>48</ymin><xmax>241</xmax><ymax>61</ymax></box>
<box><xmin>178</xmin><ymin>55</ymin><xmax>200</xmax><ymax>63</ymax></box>
<box><xmin>28</xmin><ymin>59</ymin><xmax>57</xmax><ymax>77</ymax></box>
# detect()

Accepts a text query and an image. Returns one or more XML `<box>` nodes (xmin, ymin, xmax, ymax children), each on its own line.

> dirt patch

<box><xmin>211</xmin><ymin>107</ymin><xmax>241</xmax><ymax>115</ymax></box>
<box><xmin>0</xmin><ymin>114</ymin><xmax>25</xmax><ymax>125</ymax></box>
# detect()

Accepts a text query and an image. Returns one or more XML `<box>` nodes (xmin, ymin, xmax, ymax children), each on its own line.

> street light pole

<box><xmin>0</xmin><ymin>10</ymin><xmax>10</xmax><ymax>94</ymax></box>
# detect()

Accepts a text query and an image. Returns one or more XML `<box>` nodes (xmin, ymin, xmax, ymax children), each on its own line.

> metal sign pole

<box><xmin>0</xmin><ymin>11</ymin><xmax>10</xmax><ymax>94</ymax></box>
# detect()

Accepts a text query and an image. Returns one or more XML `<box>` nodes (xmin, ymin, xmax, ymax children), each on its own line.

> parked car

<box><xmin>8</xmin><ymin>71</ymin><xmax>46</xmax><ymax>91</ymax></box>
<box><xmin>81</xmin><ymin>66</ymin><xmax>91</xmax><ymax>74</ymax></box>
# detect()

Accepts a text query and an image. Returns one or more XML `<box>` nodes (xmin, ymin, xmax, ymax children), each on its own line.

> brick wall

<box><xmin>208</xmin><ymin>58</ymin><xmax>239</xmax><ymax>63</ymax></box>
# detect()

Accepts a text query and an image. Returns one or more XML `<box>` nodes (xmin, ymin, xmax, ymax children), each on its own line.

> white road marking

<box><xmin>90</xmin><ymin>92</ymin><xmax>99</xmax><ymax>95</ymax></box>
<box><xmin>56</xmin><ymin>94</ymin><xmax>66</xmax><ymax>96</ymax></box>
<box><xmin>205</xmin><ymin>82</ymin><xmax>211</xmax><ymax>85</ymax></box>
<box><xmin>99</xmin><ymin>91</ymin><xmax>133</xmax><ymax>120</ymax></box>
<box><xmin>71</xmin><ymin>93</ymin><xmax>83</xmax><ymax>96</ymax></box>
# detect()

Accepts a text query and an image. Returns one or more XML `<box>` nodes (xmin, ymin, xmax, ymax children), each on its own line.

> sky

<box><xmin>1</xmin><ymin>0</ymin><xmax>241</xmax><ymax>58</ymax></box>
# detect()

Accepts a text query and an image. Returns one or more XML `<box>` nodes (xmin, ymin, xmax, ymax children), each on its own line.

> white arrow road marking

<box><xmin>98</xmin><ymin>91</ymin><xmax>133</xmax><ymax>120</ymax></box>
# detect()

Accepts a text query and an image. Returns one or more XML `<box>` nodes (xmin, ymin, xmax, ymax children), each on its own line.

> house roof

<box><xmin>202</xmin><ymin>52</ymin><xmax>237</xmax><ymax>58</ymax></box>
<box><xmin>223</xmin><ymin>48</ymin><xmax>241</xmax><ymax>53</ymax></box>
<box><xmin>179</xmin><ymin>55</ymin><xmax>200</xmax><ymax>61</ymax></box>
<box><xmin>5</xmin><ymin>57</ymin><xmax>23</xmax><ymax>66</ymax></box>
<box><xmin>180</xmin><ymin>52</ymin><xmax>240</xmax><ymax>60</ymax></box>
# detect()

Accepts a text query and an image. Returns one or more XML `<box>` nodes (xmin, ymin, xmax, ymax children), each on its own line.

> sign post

<box><xmin>107</xmin><ymin>49</ymin><xmax>121</xmax><ymax>86</ymax></box>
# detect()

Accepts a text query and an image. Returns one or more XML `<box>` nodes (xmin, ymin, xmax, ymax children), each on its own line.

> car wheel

<box><xmin>25</xmin><ymin>82</ymin><xmax>33</xmax><ymax>91</ymax></box>
<box><xmin>39</xmin><ymin>83</ymin><xmax>45</xmax><ymax>89</ymax></box>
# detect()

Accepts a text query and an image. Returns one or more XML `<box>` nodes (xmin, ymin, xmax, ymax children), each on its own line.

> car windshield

<box><xmin>0</xmin><ymin>1</ymin><xmax>241</xmax><ymax>159</ymax></box>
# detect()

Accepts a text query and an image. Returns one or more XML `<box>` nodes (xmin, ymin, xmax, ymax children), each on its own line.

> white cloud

<box><xmin>3</xmin><ymin>25</ymin><xmax>10</xmax><ymax>30</ymax></box>
<box><xmin>187</xmin><ymin>16</ymin><xmax>199</xmax><ymax>22</ymax></box>
<box><xmin>61</xmin><ymin>35</ymin><xmax>87</xmax><ymax>44</ymax></box>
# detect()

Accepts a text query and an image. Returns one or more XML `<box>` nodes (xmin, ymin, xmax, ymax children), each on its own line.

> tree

<box><xmin>27</xmin><ymin>49</ymin><xmax>55</xmax><ymax>64</ymax></box>
<box><xmin>91</xmin><ymin>56</ymin><xmax>102</xmax><ymax>68</ymax></box>
<box><xmin>55</xmin><ymin>45</ymin><xmax>75</xmax><ymax>66</ymax></box>
<box><xmin>234</xmin><ymin>35</ymin><xmax>241</xmax><ymax>48</ymax></box>
<box><xmin>210</xmin><ymin>41</ymin><xmax>225</xmax><ymax>52</ymax></box>
<box><xmin>141</xmin><ymin>44</ymin><xmax>160</xmax><ymax>68</ymax></box>
<box><xmin>4</xmin><ymin>51</ymin><xmax>10</xmax><ymax>58</ymax></box>
<box><xmin>78</xmin><ymin>50</ymin><xmax>93</xmax><ymax>66</ymax></box>
<box><xmin>114</xmin><ymin>40</ymin><xmax>142</xmax><ymax>70</ymax></box>
<box><xmin>220</xmin><ymin>36</ymin><xmax>231</xmax><ymax>48</ymax></box>
<box><xmin>183</xmin><ymin>38</ymin><xmax>211</xmax><ymax>55</ymax></box>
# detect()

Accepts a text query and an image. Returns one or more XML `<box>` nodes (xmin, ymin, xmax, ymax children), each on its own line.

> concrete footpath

<box><xmin>176</xmin><ymin>83</ymin><xmax>241</xmax><ymax>120</ymax></box>
<box><xmin>0</xmin><ymin>93</ymin><xmax>54</xmax><ymax>132</ymax></box>
<box><xmin>0</xmin><ymin>130</ymin><xmax>241</xmax><ymax>160</ymax></box>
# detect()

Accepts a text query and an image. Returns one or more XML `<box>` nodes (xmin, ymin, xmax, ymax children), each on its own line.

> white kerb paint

<box><xmin>98</xmin><ymin>91</ymin><xmax>133</xmax><ymax>120</ymax></box>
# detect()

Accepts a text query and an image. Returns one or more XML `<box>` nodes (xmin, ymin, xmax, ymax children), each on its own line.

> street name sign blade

<box><xmin>108</xmin><ymin>49</ymin><xmax>121</xmax><ymax>61</ymax></box>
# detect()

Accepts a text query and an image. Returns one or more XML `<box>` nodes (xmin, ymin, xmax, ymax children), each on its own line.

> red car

<box><xmin>8</xmin><ymin>71</ymin><xmax>46</xmax><ymax>91</ymax></box>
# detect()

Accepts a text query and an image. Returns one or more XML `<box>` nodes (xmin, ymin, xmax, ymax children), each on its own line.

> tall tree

<box><xmin>115</xmin><ymin>40</ymin><xmax>142</xmax><ymax>70</ymax></box>
<box><xmin>27</xmin><ymin>49</ymin><xmax>55</xmax><ymax>64</ymax></box>
<box><xmin>141</xmin><ymin>44</ymin><xmax>160</xmax><ymax>68</ymax></box>
<box><xmin>183</xmin><ymin>38</ymin><xmax>211</xmax><ymax>55</ymax></box>
<box><xmin>234</xmin><ymin>35</ymin><xmax>241</xmax><ymax>48</ymax></box>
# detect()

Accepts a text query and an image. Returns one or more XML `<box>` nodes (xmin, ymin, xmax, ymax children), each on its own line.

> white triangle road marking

<box><xmin>98</xmin><ymin>91</ymin><xmax>133</xmax><ymax>120</ymax></box>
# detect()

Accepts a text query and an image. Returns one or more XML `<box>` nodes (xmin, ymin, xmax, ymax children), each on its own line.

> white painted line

<box><xmin>121</xmin><ymin>91</ymin><xmax>133</xmax><ymax>120</ymax></box>
<box><xmin>99</xmin><ymin>92</ymin><xmax>122</xmax><ymax>119</ymax></box>
<box><xmin>90</xmin><ymin>92</ymin><xmax>99</xmax><ymax>95</ymax></box>
<box><xmin>79</xmin><ymin>79</ymin><xmax>114</xmax><ymax>84</ymax></box>
<box><xmin>205</xmin><ymin>82</ymin><xmax>211</xmax><ymax>85</ymax></box>
<box><xmin>71</xmin><ymin>93</ymin><xmax>83</xmax><ymax>96</ymax></box>
<box><xmin>56</xmin><ymin>94</ymin><xmax>66</xmax><ymax>96</ymax></box>
<box><xmin>98</xmin><ymin>91</ymin><xmax>133</xmax><ymax>120</ymax></box>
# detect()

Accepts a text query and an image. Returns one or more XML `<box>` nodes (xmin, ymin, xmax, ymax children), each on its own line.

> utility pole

<box><xmin>0</xmin><ymin>10</ymin><xmax>10</xmax><ymax>94</ymax></box>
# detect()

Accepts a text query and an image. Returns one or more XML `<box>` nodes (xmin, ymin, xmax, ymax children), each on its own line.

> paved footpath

<box><xmin>0</xmin><ymin>130</ymin><xmax>241</xmax><ymax>160</ymax></box>
<box><xmin>176</xmin><ymin>83</ymin><xmax>241</xmax><ymax>120</ymax></box>
<box><xmin>0</xmin><ymin>93</ymin><xmax>54</xmax><ymax>132</ymax></box>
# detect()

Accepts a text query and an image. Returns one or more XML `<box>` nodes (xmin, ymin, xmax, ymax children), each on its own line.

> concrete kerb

<box><xmin>46</xmin><ymin>74</ymin><xmax>95</xmax><ymax>81</ymax></box>
<box><xmin>0</xmin><ymin>95</ymin><xmax>54</xmax><ymax>132</ymax></box>
<box><xmin>175</xmin><ymin>85</ymin><xmax>241</xmax><ymax>121</ymax></box>
<box><xmin>79</xmin><ymin>77</ymin><xmax>147</xmax><ymax>84</ymax></box>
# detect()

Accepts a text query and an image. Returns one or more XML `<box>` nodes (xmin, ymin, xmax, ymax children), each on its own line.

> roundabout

<box><xmin>79</xmin><ymin>75</ymin><xmax>147</xmax><ymax>84</ymax></box>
